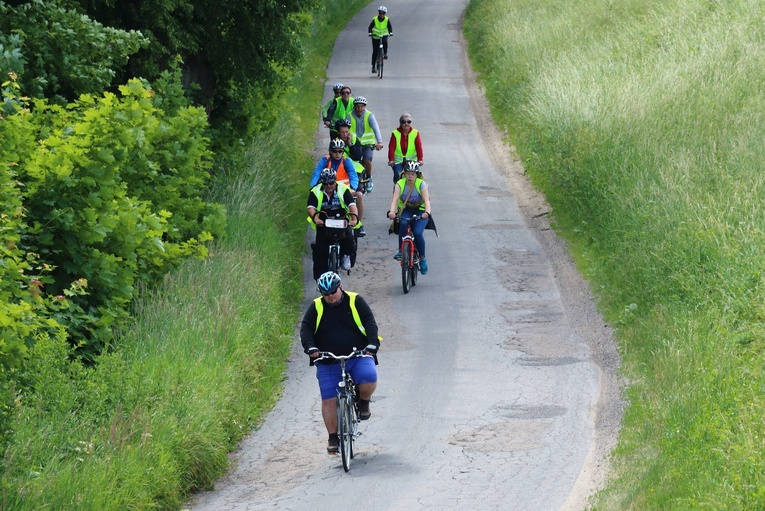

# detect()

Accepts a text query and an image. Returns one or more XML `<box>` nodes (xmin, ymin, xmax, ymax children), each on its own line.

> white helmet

<box><xmin>378</xmin><ymin>6</ymin><xmax>387</xmax><ymax>13</ymax></box>
<box><xmin>353</xmin><ymin>96</ymin><xmax>367</xmax><ymax>105</ymax></box>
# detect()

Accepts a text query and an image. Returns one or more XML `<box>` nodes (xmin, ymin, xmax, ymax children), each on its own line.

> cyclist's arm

<box><xmin>386</xmin><ymin>19</ymin><xmax>392</xmax><ymax>36</ymax></box>
<box><xmin>300</xmin><ymin>306</ymin><xmax>319</xmax><ymax>353</ymax></box>
<box><xmin>345</xmin><ymin>158</ymin><xmax>359</xmax><ymax>190</ymax></box>
<box><xmin>368</xmin><ymin>20</ymin><xmax>375</xmax><ymax>35</ymax></box>
<box><xmin>354</xmin><ymin>295</ymin><xmax>380</xmax><ymax>349</ymax></box>
<box><xmin>420</xmin><ymin>184</ymin><xmax>431</xmax><ymax>218</ymax></box>
<box><xmin>387</xmin><ymin>132</ymin><xmax>397</xmax><ymax>163</ymax></box>
<box><xmin>348</xmin><ymin>142</ymin><xmax>363</xmax><ymax>163</ymax></box>
<box><xmin>388</xmin><ymin>184</ymin><xmax>402</xmax><ymax>218</ymax></box>
<box><xmin>309</xmin><ymin>157</ymin><xmax>328</xmax><ymax>188</ymax></box>
<box><xmin>369</xmin><ymin>113</ymin><xmax>383</xmax><ymax>145</ymax></box>
<box><xmin>324</xmin><ymin>100</ymin><xmax>337</xmax><ymax>124</ymax></box>
<box><xmin>414</xmin><ymin>132</ymin><xmax>424</xmax><ymax>164</ymax></box>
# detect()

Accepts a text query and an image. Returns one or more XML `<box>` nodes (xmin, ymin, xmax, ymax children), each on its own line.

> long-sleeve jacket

<box><xmin>388</xmin><ymin>127</ymin><xmax>424</xmax><ymax>163</ymax></box>
<box><xmin>300</xmin><ymin>292</ymin><xmax>380</xmax><ymax>356</ymax></box>
<box><xmin>310</xmin><ymin>155</ymin><xmax>359</xmax><ymax>190</ymax></box>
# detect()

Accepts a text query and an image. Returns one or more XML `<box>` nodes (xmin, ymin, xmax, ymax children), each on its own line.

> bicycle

<box><xmin>315</xmin><ymin>349</ymin><xmax>371</xmax><ymax>471</ymax></box>
<box><xmin>318</xmin><ymin>212</ymin><xmax>358</xmax><ymax>275</ymax></box>
<box><xmin>357</xmin><ymin>169</ymin><xmax>370</xmax><ymax>195</ymax></box>
<box><xmin>375</xmin><ymin>38</ymin><xmax>384</xmax><ymax>79</ymax></box>
<box><xmin>396</xmin><ymin>213</ymin><xmax>425</xmax><ymax>293</ymax></box>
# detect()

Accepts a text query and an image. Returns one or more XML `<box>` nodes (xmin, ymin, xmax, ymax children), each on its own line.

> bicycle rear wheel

<box><xmin>328</xmin><ymin>245</ymin><xmax>339</xmax><ymax>273</ymax></box>
<box><xmin>338</xmin><ymin>395</ymin><xmax>353</xmax><ymax>471</ymax></box>
<box><xmin>401</xmin><ymin>244</ymin><xmax>411</xmax><ymax>293</ymax></box>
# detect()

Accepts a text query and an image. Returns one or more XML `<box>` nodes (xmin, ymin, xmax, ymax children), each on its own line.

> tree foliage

<box><xmin>63</xmin><ymin>0</ymin><xmax>320</xmax><ymax>138</ymax></box>
<box><xmin>0</xmin><ymin>0</ymin><xmax>148</xmax><ymax>103</ymax></box>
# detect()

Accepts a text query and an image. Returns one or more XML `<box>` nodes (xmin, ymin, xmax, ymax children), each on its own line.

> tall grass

<box><xmin>465</xmin><ymin>0</ymin><xmax>765</xmax><ymax>508</ymax></box>
<box><xmin>0</xmin><ymin>0</ymin><xmax>368</xmax><ymax>509</ymax></box>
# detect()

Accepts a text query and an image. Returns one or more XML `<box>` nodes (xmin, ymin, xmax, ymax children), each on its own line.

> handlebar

<box><xmin>315</xmin><ymin>349</ymin><xmax>372</xmax><ymax>362</ymax></box>
<box><xmin>317</xmin><ymin>211</ymin><xmax>359</xmax><ymax>221</ymax></box>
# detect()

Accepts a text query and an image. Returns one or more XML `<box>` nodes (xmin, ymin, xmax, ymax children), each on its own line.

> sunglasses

<box><xmin>322</xmin><ymin>287</ymin><xmax>340</xmax><ymax>296</ymax></box>
<box><xmin>330</xmin><ymin>149</ymin><xmax>344</xmax><ymax>154</ymax></box>
<box><xmin>400</xmin><ymin>120</ymin><xmax>412</xmax><ymax>124</ymax></box>
<box><xmin>341</xmin><ymin>90</ymin><xmax>351</xmax><ymax>95</ymax></box>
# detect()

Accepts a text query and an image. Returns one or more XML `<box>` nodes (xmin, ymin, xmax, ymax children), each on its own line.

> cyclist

<box><xmin>307</xmin><ymin>169</ymin><xmax>358</xmax><ymax>277</ymax></box>
<box><xmin>301</xmin><ymin>271</ymin><xmax>380</xmax><ymax>454</ymax></box>
<box><xmin>321</xmin><ymin>83</ymin><xmax>345</xmax><ymax>141</ymax></box>
<box><xmin>335</xmin><ymin>119</ymin><xmax>368</xmax><ymax>237</ymax></box>
<box><xmin>349</xmin><ymin>96</ymin><xmax>383</xmax><ymax>193</ymax></box>
<box><xmin>388</xmin><ymin>112</ymin><xmax>424</xmax><ymax>183</ymax></box>
<box><xmin>386</xmin><ymin>160</ymin><xmax>432</xmax><ymax>274</ymax></box>
<box><xmin>368</xmin><ymin>6</ymin><xmax>392</xmax><ymax>73</ymax></box>
<box><xmin>323</xmin><ymin>85</ymin><xmax>354</xmax><ymax>140</ymax></box>
<box><xmin>310</xmin><ymin>139</ymin><xmax>359</xmax><ymax>192</ymax></box>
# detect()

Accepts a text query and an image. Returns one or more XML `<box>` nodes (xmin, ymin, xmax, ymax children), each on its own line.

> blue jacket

<box><xmin>310</xmin><ymin>156</ymin><xmax>359</xmax><ymax>190</ymax></box>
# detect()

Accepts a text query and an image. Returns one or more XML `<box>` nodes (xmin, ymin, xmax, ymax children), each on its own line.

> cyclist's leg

<box><xmin>347</xmin><ymin>358</ymin><xmax>377</xmax><ymax>419</ymax></box>
<box><xmin>354</xmin><ymin>191</ymin><xmax>364</xmax><ymax>224</ymax></box>
<box><xmin>361</xmin><ymin>145</ymin><xmax>374</xmax><ymax>179</ymax></box>
<box><xmin>313</xmin><ymin>230</ymin><xmax>330</xmax><ymax>280</ymax></box>
<box><xmin>392</xmin><ymin>162</ymin><xmax>403</xmax><ymax>183</ymax></box>
<box><xmin>371</xmin><ymin>38</ymin><xmax>379</xmax><ymax>68</ymax></box>
<box><xmin>340</xmin><ymin>227</ymin><xmax>355</xmax><ymax>257</ymax></box>
<box><xmin>316</xmin><ymin>364</ymin><xmax>343</xmax><ymax>435</ymax></box>
<box><xmin>412</xmin><ymin>216</ymin><xmax>428</xmax><ymax>260</ymax></box>
<box><xmin>382</xmin><ymin>35</ymin><xmax>389</xmax><ymax>58</ymax></box>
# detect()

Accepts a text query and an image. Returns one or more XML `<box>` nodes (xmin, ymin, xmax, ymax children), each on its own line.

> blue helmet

<box><xmin>317</xmin><ymin>272</ymin><xmax>342</xmax><ymax>295</ymax></box>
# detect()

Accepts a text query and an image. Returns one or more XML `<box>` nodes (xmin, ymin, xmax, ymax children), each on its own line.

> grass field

<box><xmin>464</xmin><ymin>0</ymin><xmax>765</xmax><ymax>508</ymax></box>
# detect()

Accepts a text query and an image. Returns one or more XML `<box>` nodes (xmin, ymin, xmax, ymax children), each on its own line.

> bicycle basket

<box><xmin>324</xmin><ymin>217</ymin><xmax>348</xmax><ymax>240</ymax></box>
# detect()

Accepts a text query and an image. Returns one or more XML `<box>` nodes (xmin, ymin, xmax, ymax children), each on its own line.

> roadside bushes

<box><xmin>0</xmin><ymin>69</ymin><xmax>225</xmax><ymax>364</ymax></box>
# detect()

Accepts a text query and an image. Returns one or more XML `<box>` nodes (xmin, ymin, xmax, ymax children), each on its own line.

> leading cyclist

<box><xmin>301</xmin><ymin>272</ymin><xmax>380</xmax><ymax>454</ymax></box>
<box><xmin>368</xmin><ymin>6</ymin><xmax>392</xmax><ymax>73</ymax></box>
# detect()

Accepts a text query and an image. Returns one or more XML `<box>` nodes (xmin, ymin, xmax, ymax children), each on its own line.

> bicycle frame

<box><xmin>397</xmin><ymin>214</ymin><xmax>422</xmax><ymax>293</ymax></box>
<box><xmin>316</xmin><ymin>350</ymin><xmax>369</xmax><ymax>472</ymax></box>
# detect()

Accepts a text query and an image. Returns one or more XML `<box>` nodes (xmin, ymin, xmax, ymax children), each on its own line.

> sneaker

<box><xmin>327</xmin><ymin>433</ymin><xmax>339</xmax><ymax>454</ymax></box>
<box><xmin>383</xmin><ymin>54</ymin><xmax>388</xmax><ymax>60</ymax></box>
<box><xmin>372</xmin><ymin>67</ymin><xmax>377</xmax><ymax>73</ymax></box>
<box><xmin>393</xmin><ymin>252</ymin><xmax>402</xmax><ymax>260</ymax></box>
<box><xmin>342</xmin><ymin>255</ymin><xmax>351</xmax><ymax>270</ymax></box>
<box><xmin>358</xmin><ymin>399</ymin><xmax>371</xmax><ymax>420</ymax></box>
<box><xmin>357</xmin><ymin>226</ymin><xmax>366</xmax><ymax>237</ymax></box>
<box><xmin>366</xmin><ymin>178</ymin><xmax>374</xmax><ymax>193</ymax></box>
<box><xmin>420</xmin><ymin>259</ymin><xmax>428</xmax><ymax>275</ymax></box>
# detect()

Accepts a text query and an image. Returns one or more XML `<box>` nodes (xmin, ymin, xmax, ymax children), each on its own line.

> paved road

<box><xmin>189</xmin><ymin>1</ymin><xmax>620</xmax><ymax>510</ymax></box>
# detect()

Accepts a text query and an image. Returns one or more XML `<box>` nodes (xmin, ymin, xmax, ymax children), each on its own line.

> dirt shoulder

<box><xmin>459</xmin><ymin>26</ymin><xmax>625</xmax><ymax>511</ymax></box>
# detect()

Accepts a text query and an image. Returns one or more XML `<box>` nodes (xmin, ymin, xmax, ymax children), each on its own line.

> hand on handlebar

<box><xmin>307</xmin><ymin>347</ymin><xmax>320</xmax><ymax>358</ymax></box>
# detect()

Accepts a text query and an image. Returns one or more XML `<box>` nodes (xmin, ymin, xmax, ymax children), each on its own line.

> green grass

<box><xmin>464</xmin><ymin>0</ymin><xmax>765</xmax><ymax>508</ymax></box>
<box><xmin>0</xmin><ymin>0</ymin><xmax>369</xmax><ymax>509</ymax></box>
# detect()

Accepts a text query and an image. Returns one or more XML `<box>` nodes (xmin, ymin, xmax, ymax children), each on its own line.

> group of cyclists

<box><xmin>301</xmin><ymin>6</ymin><xmax>437</xmax><ymax>455</ymax></box>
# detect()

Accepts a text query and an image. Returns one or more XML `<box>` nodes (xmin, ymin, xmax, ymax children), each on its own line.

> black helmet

<box><xmin>334</xmin><ymin>119</ymin><xmax>352</xmax><ymax>130</ymax></box>
<box><xmin>317</xmin><ymin>271</ymin><xmax>342</xmax><ymax>295</ymax></box>
<box><xmin>319</xmin><ymin>168</ymin><xmax>337</xmax><ymax>184</ymax></box>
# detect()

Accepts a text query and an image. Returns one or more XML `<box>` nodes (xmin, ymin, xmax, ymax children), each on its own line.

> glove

<box><xmin>306</xmin><ymin>347</ymin><xmax>319</xmax><ymax>356</ymax></box>
<box><xmin>364</xmin><ymin>344</ymin><xmax>378</xmax><ymax>354</ymax></box>
<box><xmin>366</xmin><ymin>178</ymin><xmax>374</xmax><ymax>193</ymax></box>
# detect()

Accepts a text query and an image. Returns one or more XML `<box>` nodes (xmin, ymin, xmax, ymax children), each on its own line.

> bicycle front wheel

<box><xmin>411</xmin><ymin>250</ymin><xmax>419</xmax><ymax>287</ymax></box>
<box><xmin>401</xmin><ymin>245</ymin><xmax>411</xmax><ymax>293</ymax></box>
<box><xmin>338</xmin><ymin>395</ymin><xmax>353</xmax><ymax>471</ymax></box>
<box><xmin>377</xmin><ymin>51</ymin><xmax>384</xmax><ymax>79</ymax></box>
